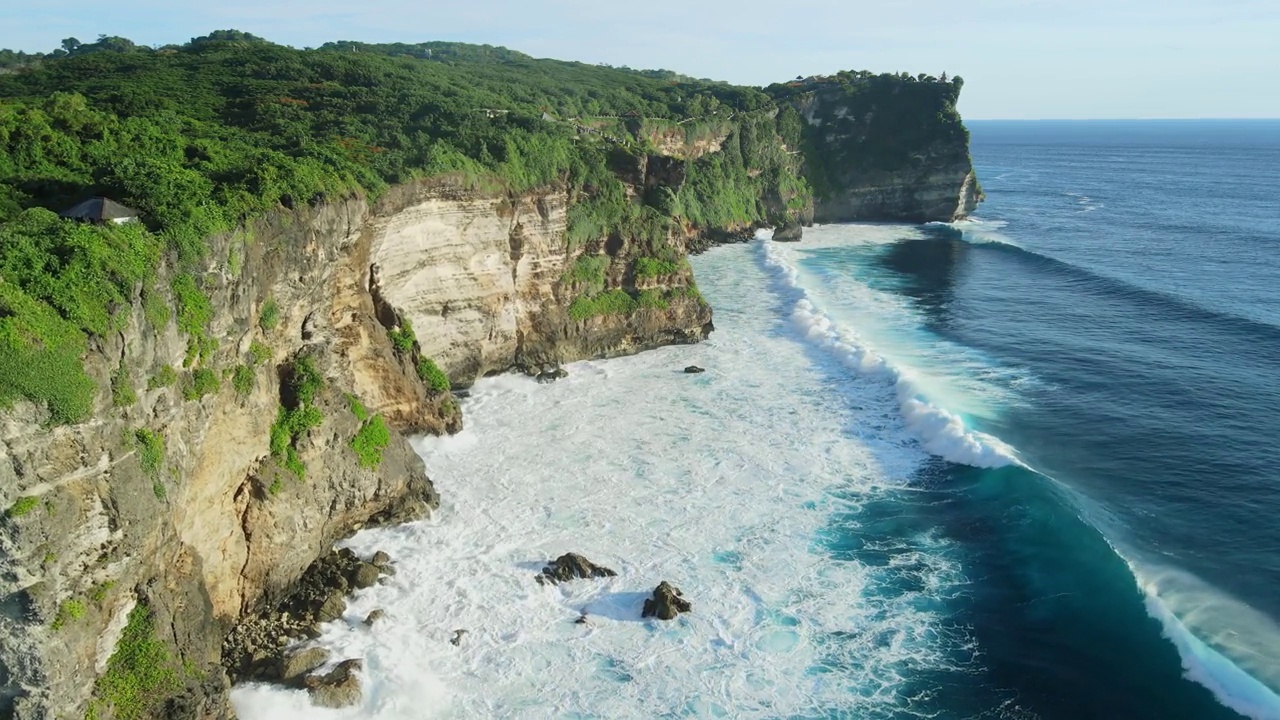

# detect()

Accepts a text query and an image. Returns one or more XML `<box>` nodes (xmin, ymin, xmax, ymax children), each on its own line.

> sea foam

<box><xmin>760</xmin><ymin>232</ymin><xmax>1021</xmax><ymax>469</ymax></box>
<box><xmin>231</xmin><ymin>233</ymin><xmax>968</xmax><ymax>719</ymax></box>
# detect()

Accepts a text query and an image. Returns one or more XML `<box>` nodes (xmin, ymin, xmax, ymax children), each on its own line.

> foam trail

<box><xmin>1129</xmin><ymin>562</ymin><xmax>1280</xmax><ymax>720</ymax></box>
<box><xmin>759</xmin><ymin>234</ymin><xmax>1021</xmax><ymax>469</ymax></box>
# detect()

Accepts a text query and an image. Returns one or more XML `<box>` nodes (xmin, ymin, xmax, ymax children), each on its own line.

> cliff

<box><xmin>0</xmin><ymin>181</ymin><xmax>708</xmax><ymax>720</ymax></box>
<box><xmin>773</xmin><ymin>73</ymin><xmax>982</xmax><ymax>223</ymax></box>
<box><xmin>0</xmin><ymin>35</ymin><xmax>980</xmax><ymax>720</ymax></box>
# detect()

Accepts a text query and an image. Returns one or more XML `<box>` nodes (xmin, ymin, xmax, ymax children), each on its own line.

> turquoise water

<box><xmin>787</xmin><ymin>119</ymin><xmax>1280</xmax><ymax>718</ymax></box>
<box><xmin>232</xmin><ymin>121</ymin><xmax>1280</xmax><ymax>719</ymax></box>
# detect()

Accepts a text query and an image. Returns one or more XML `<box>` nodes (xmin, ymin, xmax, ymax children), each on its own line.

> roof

<box><xmin>59</xmin><ymin>197</ymin><xmax>138</xmax><ymax>221</ymax></box>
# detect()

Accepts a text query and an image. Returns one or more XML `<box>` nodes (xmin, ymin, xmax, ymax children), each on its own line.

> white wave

<box><xmin>232</xmin><ymin>234</ymin><xmax>969</xmax><ymax>719</ymax></box>
<box><xmin>1129</xmin><ymin>562</ymin><xmax>1280</xmax><ymax>720</ymax></box>
<box><xmin>760</xmin><ymin>236</ymin><xmax>1021</xmax><ymax>469</ymax></box>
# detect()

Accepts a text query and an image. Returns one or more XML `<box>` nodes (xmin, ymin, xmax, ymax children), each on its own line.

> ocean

<box><xmin>231</xmin><ymin>119</ymin><xmax>1280</xmax><ymax>719</ymax></box>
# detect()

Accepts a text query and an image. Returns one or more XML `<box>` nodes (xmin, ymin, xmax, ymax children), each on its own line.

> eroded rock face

<box><xmin>304</xmin><ymin>658</ymin><xmax>363</xmax><ymax>708</ymax></box>
<box><xmin>536</xmin><ymin>553</ymin><xmax>618</xmax><ymax>585</ymax></box>
<box><xmin>772</xmin><ymin>222</ymin><xmax>803</xmax><ymax>242</ymax></box>
<box><xmin>642</xmin><ymin>581</ymin><xmax>692</xmax><ymax>621</ymax></box>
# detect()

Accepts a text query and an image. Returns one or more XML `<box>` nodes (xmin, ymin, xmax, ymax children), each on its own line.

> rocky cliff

<box><xmin>782</xmin><ymin>75</ymin><xmax>982</xmax><ymax>223</ymax></box>
<box><xmin>0</xmin><ymin>179</ymin><xmax>709</xmax><ymax>720</ymax></box>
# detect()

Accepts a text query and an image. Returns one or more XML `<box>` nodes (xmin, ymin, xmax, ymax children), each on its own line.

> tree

<box><xmin>61</xmin><ymin>38</ymin><xmax>81</xmax><ymax>53</ymax></box>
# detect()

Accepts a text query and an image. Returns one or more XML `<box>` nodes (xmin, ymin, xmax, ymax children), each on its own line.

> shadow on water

<box><xmin>752</xmin><ymin>235</ymin><xmax>1248</xmax><ymax>720</ymax></box>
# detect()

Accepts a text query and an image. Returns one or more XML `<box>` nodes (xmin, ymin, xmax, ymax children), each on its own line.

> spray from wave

<box><xmin>759</xmin><ymin>233</ymin><xmax>1020</xmax><ymax>469</ymax></box>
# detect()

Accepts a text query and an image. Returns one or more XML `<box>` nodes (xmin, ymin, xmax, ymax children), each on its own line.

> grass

<box><xmin>350</xmin><ymin>415</ymin><xmax>391</xmax><ymax>468</ymax></box>
<box><xmin>568</xmin><ymin>289</ymin><xmax>638</xmax><ymax>321</ymax></box>
<box><xmin>346</xmin><ymin>393</ymin><xmax>369</xmax><ymax>421</ymax></box>
<box><xmin>287</xmin><ymin>356</ymin><xmax>323</xmax><ymax>406</ymax></box>
<box><xmin>565</xmin><ymin>255</ymin><xmax>609</xmax><ymax>296</ymax></box>
<box><xmin>7</xmin><ymin>495</ymin><xmax>39</xmax><ymax>517</ymax></box>
<box><xmin>147</xmin><ymin>365</ymin><xmax>177</xmax><ymax>390</ymax></box>
<box><xmin>416</xmin><ymin>358</ymin><xmax>450</xmax><ymax>393</ymax></box>
<box><xmin>172</xmin><ymin>274</ymin><xmax>213</xmax><ymax>366</ymax></box>
<box><xmin>112</xmin><ymin>362</ymin><xmax>137</xmax><ymax>408</ymax></box>
<box><xmin>51</xmin><ymin>598</ymin><xmax>86</xmax><ymax>630</ymax></box>
<box><xmin>248</xmin><ymin>340</ymin><xmax>271</xmax><ymax>365</ymax></box>
<box><xmin>182</xmin><ymin>368</ymin><xmax>220</xmax><ymax>401</ymax></box>
<box><xmin>90</xmin><ymin>603</ymin><xmax>180</xmax><ymax>720</ymax></box>
<box><xmin>388</xmin><ymin>319</ymin><xmax>416</xmax><ymax>354</ymax></box>
<box><xmin>259</xmin><ymin>298</ymin><xmax>279</xmax><ymax>331</ymax></box>
<box><xmin>634</xmin><ymin>257</ymin><xmax>681</xmax><ymax>278</ymax></box>
<box><xmin>637</xmin><ymin>289</ymin><xmax>669</xmax><ymax>310</ymax></box>
<box><xmin>134</xmin><ymin>429</ymin><xmax>164</xmax><ymax>476</ymax></box>
<box><xmin>231</xmin><ymin>364</ymin><xmax>254</xmax><ymax>396</ymax></box>
<box><xmin>89</xmin><ymin>581</ymin><xmax>116</xmax><ymax>603</ymax></box>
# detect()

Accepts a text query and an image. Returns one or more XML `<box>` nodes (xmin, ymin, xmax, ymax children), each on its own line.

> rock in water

<box><xmin>537</xmin><ymin>553</ymin><xmax>618</xmax><ymax>584</ymax></box>
<box><xmin>642</xmin><ymin>581</ymin><xmax>692</xmax><ymax>620</ymax></box>
<box><xmin>362</xmin><ymin>609</ymin><xmax>385</xmax><ymax>627</ymax></box>
<box><xmin>304</xmin><ymin>658</ymin><xmax>363</xmax><ymax>708</ymax></box>
<box><xmin>351</xmin><ymin>562</ymin><xmax>381</xmax><ymax>589</ymax></box>
<box><xmin>371</xmin><ymin>551</ymin><xmax>392</xmax><ymax>569</ymax></box>
<box><xmin>280</xmin><ymin>646</ymin><xmax>330</xmax><ymax>682</ymax></box>
<box><xmin>450</xmin><ymin>629</ymin><xmax>468</xmax><ymax>646</ymax></box>
<box><xmin>684</xmin><ymin>365</ymin><xmax>705</xmax><ymax>374</ymax></box>
<box><xmin>772</xmin><ymin>222</ymin><xmax>803</xmax><ymax>242</ymax></box>
<box><xmin>535</xmin><ymin>365</ymin><xmax>569</xmax><ymax>384</ymax></box>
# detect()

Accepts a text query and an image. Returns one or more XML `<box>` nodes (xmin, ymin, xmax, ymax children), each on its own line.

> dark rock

<box><xmin>315</xmin><ymin>590</ymin><xmax>347</xmax><ymax>624</ymax></box>
<box><xmin>280</xmin><ymin>647</ymin><xmax>330</xmax><ymax>682</ymax></box>
<box><xmin>535</xmin><ymin>365</ymin><xmax>569</xmax><ymax>384</ymax></box>
<box><xmin>304</xmin><ymin>658</ymin><xmax>362</xmax><ymax>708</ymax></box>
<box><xmin>684</xmin><ymin>365</ymin><xmax>705</xmax><ymax>374</ymax></box>
<box><xmin>772</xmin><ymin>222</ymin><xmax>803</xmax><ymax>242</ymax></box>
<box><xmin>641</xmin><ymin>581</ymin><xmax>691</xmax><ymax>620</ymax></box>
<box><xmin>370</xmin><ymin>551</ymin><xmax>392</xmax><ymax>569</ymax></box>
<box><xmin>537</xmin><ymin>553</ymin><xmax>617</xmax><ymax>585</ymax></box>
<box><xmin>363</xmin><ymin>609</ymin><xmax>385</xmax><ymax>627</ymax></box>
<box><xmin>574</xmin><ymin>614</ymin><xmax>588</xmax><ymax>625</ymax></box>
<box><xmin>450</xmin><ymin>629</ymin><xmax>468</xmax><ymax>646</ymax></box>
<box><xmin>351</xmin><ymin>562</ymin><xmax>381</xmax><ymax>589</ymax></box>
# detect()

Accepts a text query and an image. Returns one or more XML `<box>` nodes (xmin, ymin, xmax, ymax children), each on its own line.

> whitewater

<box><xmin>232</xmin><ymin>230</ymin><xmax>973</xmax><ymax>719</ymax></box>
<box><xmin>233</xmin><ymin>225</ymin><xmax>1280</xmax><ymax>719</ymax></box>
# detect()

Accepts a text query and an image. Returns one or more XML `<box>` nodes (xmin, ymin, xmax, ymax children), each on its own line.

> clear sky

<box><xmin>3</xmin><ymin>0</ymin><xmax>1278</xmax><ymax>119</ymax></box>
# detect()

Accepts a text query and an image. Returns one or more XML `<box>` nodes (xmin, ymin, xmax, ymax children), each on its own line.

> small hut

<box><xmin>59</xmin><ymin>197</ymin><xmax>139</xmax><ymax>224</ymax></box>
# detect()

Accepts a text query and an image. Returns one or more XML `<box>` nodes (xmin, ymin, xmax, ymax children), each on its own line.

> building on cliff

<box><xmin>59</xmin><ymin>196</ymin><xmax>139</xmax><ymax>224</ymax></box>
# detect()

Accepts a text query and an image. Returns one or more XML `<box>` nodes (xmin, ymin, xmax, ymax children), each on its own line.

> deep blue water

<box><xmin>800</xmin><ymin>120</ymin><xmax>1280</xmax><ymax>719</ymax></box>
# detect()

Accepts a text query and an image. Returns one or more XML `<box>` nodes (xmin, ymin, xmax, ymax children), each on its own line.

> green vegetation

<box><xmin>565</xmin><ymin>254</ymin><xmax>610</xmax><ymax>295</ymax></box>
<box><xmin>89</xmin><ymin>580</ymin><xmax>116</xmax><ymax>603</ymax></box>
<box><xmin>248</xmin><ymin>340</ymin><xmax>271</xmax><ymax>365</ymax></box>
<box><xmin>350</xmin><ymin>415</ymin><xmax>391</xmax><ymax>468</ymax></box>
<box><xmin>231</xmin><ymin>364</ymin><xmax>255</xmax><ymax>396</ymax></box>
<box><xmin>388</xmin><ymin>319</ymin><xmax>416</xmax><ymax>354</ymax></box>
<box><xmin>634</xmin><ymin>257</ymin><xmax>680</xmax><ymax>279</ymax></box>
<box><xmin>52</xmin><ymin>598</ymin><xmax>86</xmax><ymax>629</ymax></box>
<box><xmin>7</xmin><ymin>495</ymin><xmax>39</xmax><ymax>517</ymax></box>
<box><xmin>346</xmin><ymin>393</ymin><xmax>369</xmax><ymax>421</ymax></box>
<box><xmin>416</xmin><ymin>357</ymin><xmax>450</xmax><ymax>393</ymax></box>
<box><xmin>259</xmin><ymin>298</ymin><xmax>279</xmax><ymax>332</ymax></box>
<box><xmin>269</xmin><ymin>356</ymin><xmax>324</xmax><ymax>480</ymax></box>
<box><xmin>637</xmin><ymin>289</ymin><xmax>669</xmax><ymax>310</ymax></box>
<box><xmin>182</xmin><ymin>368</ymin><xmax>220</xmax><ymax>400</ymax></box>
<box><xmin>569</xmin><ymin>289</ymin><xmax>638</xmax><ymax>321</ymax></box>
<box><xmin>0</xmin><ymin>32</ymin><xmax>964</xmax><ymax>426</ymax></box>
<box><xmin>112</xmin><ymin>361</ymin><xmax>137</xmax><ymax>407</ymax></box>
<box><xmin>133</xmin><ymin>429</ymin><xmax>163</xmax><ymax>476</ymax></box>
<box><xmin>147</xmin><ymin>365</ymin><xmax>177</xmax><ymax>390</ymax></box>
<box><xmin>89</xmin><ymin>603</ymin><xmax>180</xmax><ymax>720</ymax></box>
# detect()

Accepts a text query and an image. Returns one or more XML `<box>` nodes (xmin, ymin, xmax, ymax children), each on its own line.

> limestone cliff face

<box><xmin>791</xmin><ymin>82</ymin><xmax>981</xmax><ymax>223</ymax></box>
<box><xmin>0</xmin><ymin>179</ymin><xmax>711</xmax><ymax>719</ymax></box>
<box><xmin>365</xmin><ymin>182</ymin><xmax>711</xmax><ymax>384</ymax></box>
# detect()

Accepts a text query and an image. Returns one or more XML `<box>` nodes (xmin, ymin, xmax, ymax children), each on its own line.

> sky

<box><xmin>2</xmin><ymin>0</ymin><xmax>1279</xmax><ymax>119</ymax></box>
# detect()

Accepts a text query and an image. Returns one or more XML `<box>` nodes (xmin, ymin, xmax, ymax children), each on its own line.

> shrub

<box><xmin>634</xmin><ymin>257</ymin><xmax>681</xmax><ymax>278</ymax></box>
<box><xmin>112</xmin><ymin>362</ymin><xmax>137</xmax><ymax>407</ymax></box>
<box><xmin>90</xmin><ymin>604</ymin><xmax>180</xmax><ymax>720</ymax></box>
<box><xmin>134</xmin><ymin>429</ymin><xmax>164</xmax><ymax>476</ymax></box>
<box><xmin>248</xmin><ymin>341</ymin><xmax>271</xmax><ymax>365</ymax></box>
<box><xmin>7</xmin><ymin>496</ymin><xmax>39</xmax><ymax>517</ymax></box>
<box><xmin>147</xmin><ymin>365</ymin><xmax>177</xmax><ymax>390</ymax></box>
<box><xmin>566</xmin><ymin>255</ymin><xmax>609</xmax><ymax>295</ymax></box>
<box><xmin>90</xmin><ymin>581</ymin><xmax>116</xmax><ymax>603</ymax></box>
<box><xmin>388</xmin><ymin>319</ymin><xmax>416</xmax><ymax>354</ymax></box>
<box><xmin>182</xmin><ymin>368</ymin><xmax>220</xmax><ymax>400</ymax></box>
<box><xmin>259</xmin><ymin>298</ymin><xmax>279</xmax><ymax>331</ymax></box>
<box><xmin>637</xmin><ymin>289</ymin><xmax>669</xmax><ymax>310</ymax></box>
<box><xmin>416</xmin><ymin>357</ymin><xmax>450</xmax><ymax>393</ymax></box>
<box><xmin>346</xmin><ymin>393</ymin><xmax>369</xmax><ymax>421</ymax></box>
<box><xmin>231</xmin><ymin>364</ymin><xmax>254</xmax><ymax>396</ymax></box>
<box><xmin>350</xmin><ymin>415</ymin><xmax>390</xmax><ymax>468</ymax></box>
<box><xmin>568</xmin><ymin>289</ymin><xmax>637</xmax><ymax>321</ymax></box>
<box><xmin>51</xmin><ymin>598</ymin><xmax>86</xmax><ymax>630</ymax></box>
